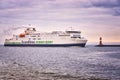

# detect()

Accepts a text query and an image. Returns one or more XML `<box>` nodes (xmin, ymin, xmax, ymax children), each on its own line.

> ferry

<box><xmin>4</xmin><ymin>27</ymin><xmax>87</xmax><ymax>47</ymax></box>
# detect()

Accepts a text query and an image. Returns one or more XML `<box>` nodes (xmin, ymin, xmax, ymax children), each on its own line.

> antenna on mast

<box><xmin>28</xmin><ymin>24</ymin><xmax>31</xmax><ymax>26</ymax></box>
<box><xmin>69</xmin><ymin>27</ymin><xmax>73</xmax><ymax>30</ymax></box>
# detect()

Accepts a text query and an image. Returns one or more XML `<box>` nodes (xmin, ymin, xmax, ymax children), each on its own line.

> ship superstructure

<box><xmin>4</xmin><ymin>27</ymin><xmax>87</xmax><ymax>47</ymax></box>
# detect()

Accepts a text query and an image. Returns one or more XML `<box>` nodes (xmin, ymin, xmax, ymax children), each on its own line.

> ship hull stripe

<box><xmin>4</xmin><ymin>43</ymin><xmax>86</xmax><ymax>47</ymax></box>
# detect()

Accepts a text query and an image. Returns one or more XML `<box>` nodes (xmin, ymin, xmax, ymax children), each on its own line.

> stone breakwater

<box><xmin>0</xmin><ymin>61</ymin><xmax>109</xmax><ymax>80</ymax></box>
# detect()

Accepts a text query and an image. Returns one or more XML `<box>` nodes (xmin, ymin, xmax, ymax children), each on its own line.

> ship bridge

<box><xmin>66</xmin><ymin>31</ymin><xmax>81</xmax><ymax>33</ymax></box>
<box><xmin>25</xmin><ymin>27</ymin><xmax>36</xmax><ymax>35</ymax></box>
<box><xmin>66</xmin><ymin>31</ymin><xmax>81</xmax><ymax>38</ymax></box>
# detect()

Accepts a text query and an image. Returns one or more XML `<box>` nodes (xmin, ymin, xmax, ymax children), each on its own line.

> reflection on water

<box><xmin>0</xmin><ymin>46</ymin><xmax>120</xmax><ymax>80</ymax></box>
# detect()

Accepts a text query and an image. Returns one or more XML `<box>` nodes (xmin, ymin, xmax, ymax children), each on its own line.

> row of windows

<box><xmin>30</xmin><ymin>35</ymin><xmax>40</xmax><ymax>37</ymax></box>
<box><xmin>29</xmin><ymin>38</ymin><xmax>41</xmax><ymax>40</ymax></box>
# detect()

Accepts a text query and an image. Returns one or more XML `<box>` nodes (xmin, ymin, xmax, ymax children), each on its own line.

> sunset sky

<box><xmin>0</xmin><ymin>0</ymin><xmax>120</xmax><ymax>44</ymax></box>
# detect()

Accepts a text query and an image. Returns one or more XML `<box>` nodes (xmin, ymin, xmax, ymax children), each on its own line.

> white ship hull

<box><xmin>4</xmin><ymin>39</ymin><xmax>87</xmax><ymax>47</ymax></box>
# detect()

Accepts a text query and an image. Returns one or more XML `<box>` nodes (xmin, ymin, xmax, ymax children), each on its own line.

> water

<box><xmin>0</xmin><ymin>45</ymin><xmax>120</xmax><ymax>80</ymax></box>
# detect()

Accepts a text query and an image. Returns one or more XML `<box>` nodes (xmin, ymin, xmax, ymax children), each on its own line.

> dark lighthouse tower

<box><xmin>99</xmin><ymin>37</ymin><xmax>103</xmax><ymax>45</ymax></box>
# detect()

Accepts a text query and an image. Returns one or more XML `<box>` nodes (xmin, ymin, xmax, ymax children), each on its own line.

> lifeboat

<box><xmin>19</xmin><ymin>33</ymin><xmax>25</xmax><ymax>37</ymax></box>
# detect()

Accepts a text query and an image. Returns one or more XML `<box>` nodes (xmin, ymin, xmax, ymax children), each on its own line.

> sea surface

<box><xmin>0</xmin><ymin>45</ymin><xmax>120</xmax><ymax>80</ymax></box>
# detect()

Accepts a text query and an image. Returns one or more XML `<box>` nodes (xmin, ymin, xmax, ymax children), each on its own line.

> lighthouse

<box><xmin>99</xmin><ymin>37</ymin><xmax>103</xmax><ymax>45</ymax></box>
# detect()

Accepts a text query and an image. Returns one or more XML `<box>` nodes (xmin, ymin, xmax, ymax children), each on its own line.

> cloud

<box><xmin>1</xmin><ymin>0</ymin><xmax>120</xmax><ymax>9</ymax></box>
<box><xmin>73</xmin><ymin>0</ymin><xmax>120</xmax><ymax>16</ymax></box>
<box><xmin>44</xmin><ymin>0</ymin><xmax>120</xmax><ymax>16</ymax></box>
<box><xmin>112</xmin><ymin>7</ymin><xmax>120</xmax><ymax>16</ymax></box>
<box><xmin>0</xmin><ymin>0</ymin><xmax>120</xmax><ymax>43</ymax></box>
<box><xmin>90</xmin><ymin>0</ymin><xmax>120</xmax><ymax>8</ymax></box>
<box><xmin>0</xmin><ymin>0</ymin><xmax>35</xmax><ymax>10</ymax></box>
<box><xmin>0</xmin><ymin>0</ymin><xmax>60</xmax><ymax>10</ymax></box>
<box><xmin>0</xmin><ymin>0</ymin><xmax>119</xmax><ymax>25</ymax></box>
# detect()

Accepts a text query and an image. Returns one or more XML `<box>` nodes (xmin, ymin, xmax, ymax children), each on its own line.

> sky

<box><xmin>0</xmin><ymin>0</ymin><xmax>120</xmax><ymax>44</ymax></box>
